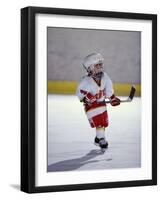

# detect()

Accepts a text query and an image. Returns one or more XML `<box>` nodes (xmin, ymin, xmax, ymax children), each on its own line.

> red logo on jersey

<box><xmin>95</xmin><ymin>89</ymin><xmax>106</xmax><ymax>99</ymax></box>
<box><xmin>80</xmin><ymin>89</ymin><xmax>105</xmax><ymax>100</ymax></box>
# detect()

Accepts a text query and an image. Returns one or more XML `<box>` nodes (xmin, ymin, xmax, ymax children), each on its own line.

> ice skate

<box><xmin>94</xmin><ymin>137</ymin><xmax>100</xmax><ymax>146</ymax></box>
<box><xmin>94</xmin><ymin>137</ymin><xmax>108</xmax><ymax>152</ymax></box>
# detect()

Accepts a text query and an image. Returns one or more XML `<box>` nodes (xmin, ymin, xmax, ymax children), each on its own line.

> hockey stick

<box><xmin>98</xmin><ymin>85</ymin><xmax>136</xmax><ymax>104</ymax></box>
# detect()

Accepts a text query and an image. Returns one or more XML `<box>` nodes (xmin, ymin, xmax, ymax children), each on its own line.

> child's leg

<box><xmin>95</xmin><ymin>126</ymin><xmax>108</xmax><ymax>149</ymax></box>
<box><xmin>96</xmin><ymin>127</ymin><xmax>105</xmax><ymax>139</ymax></box>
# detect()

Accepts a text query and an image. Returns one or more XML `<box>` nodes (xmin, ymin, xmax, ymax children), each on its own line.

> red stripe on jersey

<box><xmin>80</xmin><ymin>90</ymin><xmax>88</xmax><ymax>95</ymax></box>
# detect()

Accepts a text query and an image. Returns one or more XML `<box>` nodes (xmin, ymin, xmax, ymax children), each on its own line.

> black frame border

<box><xmin>21</xmin><ymin>6</ymin><xmax>157</xmax><ymax>193</ymax></box>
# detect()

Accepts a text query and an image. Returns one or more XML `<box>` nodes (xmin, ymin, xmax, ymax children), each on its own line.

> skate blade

<box><xmin>101</xmin><ymin>148</ymin><xmax>107</xmax><ymax>153</ymax></box>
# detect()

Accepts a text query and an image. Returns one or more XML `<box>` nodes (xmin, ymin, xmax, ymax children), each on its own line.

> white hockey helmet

<box><xmin>82</xmin><ymin>53</ymin><xmax>104</xmax><ymax>78</ymax></box>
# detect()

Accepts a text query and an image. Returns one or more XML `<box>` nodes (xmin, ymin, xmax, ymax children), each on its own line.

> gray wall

<box><xmin>47</xmin><ymin>27</ymin><xmax>141</xmax><ymax>84</ymax></box>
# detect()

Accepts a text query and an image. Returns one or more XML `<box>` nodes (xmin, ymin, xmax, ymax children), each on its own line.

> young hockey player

<box><xmin>76</xmin><ymin>53</ymin><xmax>120</xmax><ymax>151</ymax></box>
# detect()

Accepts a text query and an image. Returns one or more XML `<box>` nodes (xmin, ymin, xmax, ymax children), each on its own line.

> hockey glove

<box><xmin>83</xmin><ymin>93</ymin><xmax>96</xmax><ymax>106</ymax></box>
<box><xmin>110</xmin><ymin>94</ymin><xmax>120</xmax><ymax>106</ymax></box>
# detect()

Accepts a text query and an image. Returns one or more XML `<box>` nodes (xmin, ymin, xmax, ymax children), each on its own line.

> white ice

<box><xmin>47</xmin><ymin>94</ymin><xmax>141</xmax><ymax>172</ymax></box>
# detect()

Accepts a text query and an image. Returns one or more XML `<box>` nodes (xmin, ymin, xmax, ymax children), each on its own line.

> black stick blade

<box><xmin>129</xmin><ymin>86</ymin><xmax>136</xmax><ymax>100</ymax></box>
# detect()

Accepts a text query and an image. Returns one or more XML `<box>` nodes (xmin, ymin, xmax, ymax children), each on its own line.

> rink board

<box><xmin>48</xmin><ymin>81</ymin><xmax>141</xmax><ymax>96</ymax></box>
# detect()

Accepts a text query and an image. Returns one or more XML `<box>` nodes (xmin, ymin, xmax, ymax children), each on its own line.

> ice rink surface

<box><xmin>47</xmin><ymin>94</ymin><xmax>141</xmax><ymax>172</ymax></box>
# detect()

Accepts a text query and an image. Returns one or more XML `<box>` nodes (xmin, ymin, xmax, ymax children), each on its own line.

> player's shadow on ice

<box><xmin>48</xmin><ymin>149</ymin><xmax>112</xmax><ymax>172</ymax></box>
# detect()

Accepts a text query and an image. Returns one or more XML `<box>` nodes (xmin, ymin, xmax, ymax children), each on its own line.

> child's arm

<box><xmin>76</xmin><ymin>85</ymin><xmax>96</xmax><ymax>106</ymax></box>
<box><xmin>76</xmin><ymin>78</ymin><xmax>93</xmax><ymax>104</ymax></box>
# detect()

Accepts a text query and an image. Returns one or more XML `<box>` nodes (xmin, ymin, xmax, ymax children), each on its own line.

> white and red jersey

<box><xmin>76</xmin><ymin>72</ymin><xmax>113</xmax><ymax>102</ymax></box>
<box><xmin>76</xmin><ymin>72</ymin><xmax>114</xmax><ymax>128</ymax></box>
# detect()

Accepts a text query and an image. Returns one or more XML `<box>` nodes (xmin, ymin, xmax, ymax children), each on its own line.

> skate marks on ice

<box><xmin>47</xmin><ymin>141</ymin><xmax>140</xmax><ymax>172</ymax></box>
<box><xmin>48</xmin><ymin>149</ymin><xmax>112</xmax><ymax>172</ymax></box>
<box><xmin>48</xmin><ymin>95</ymin><xmax>141</xmax><ymax>172</ymax></box>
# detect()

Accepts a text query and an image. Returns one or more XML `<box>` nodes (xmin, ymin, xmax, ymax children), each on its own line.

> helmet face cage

<box><xmin>88</xmin><ymin>62</ymin><xmax>103</xmax><ymax>77</ymax></box>
<box><xmin>83</xmin><ymin>53</ymin><xmax>104</xmax><ymax>78</ymax></box>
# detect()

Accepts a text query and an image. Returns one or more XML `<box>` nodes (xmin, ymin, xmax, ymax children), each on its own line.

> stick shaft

<box><xmin>99</xmin><ymin>86</ymin><xmax>136</xmax><ymax>104</ymax></box>
<box><xmin>104</xmin><ymin>99</ymin><xmax>131</xmax><ymax>104</ymax></box>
